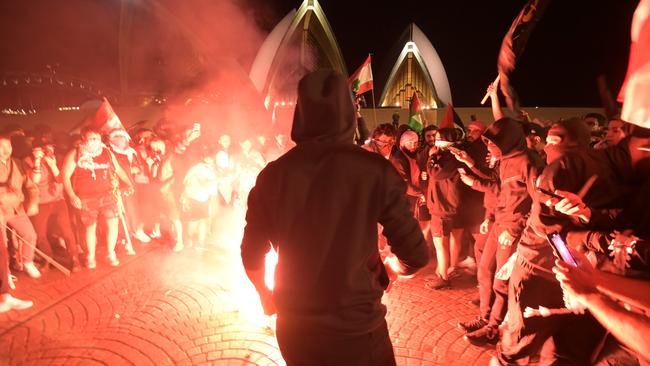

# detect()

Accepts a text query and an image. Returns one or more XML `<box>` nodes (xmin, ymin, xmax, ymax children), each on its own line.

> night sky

<box><xmin>248</xmin><ymin>0</ymin><xmax>639</xmax><ymax>107</ymax></box>
<box><xmin>0</xmin><ymin>0</ymin><xmax>639</xmax><ymax>108</ymax></box>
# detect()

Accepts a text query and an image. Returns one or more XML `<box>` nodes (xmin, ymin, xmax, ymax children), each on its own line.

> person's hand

<box><xmin>257</xmin><ymin>287</ymin><xmax>276</xmax><ymax>315</ymax></box>
<box><xmin>32</xmin><ymin>148</ymin><xmax>45</xmax><ymax>161</ymax></box>
<box><xmin>459</xmin><ymin>173</ymin><xmax>475</xmax><ymax>187</ymax></box>
<box><xmin>69</xmin><ymin>194</ymin><xmax>82</xmax><ymax>209</ymax></box>
<box><xmin>609</xmin><ymin>230</ymin><xmax>639</xmax><ymax>272</ymax></box>
<box><xmin>43</xmin><ymin>155</ymin><xmax>57</xmax><ymax>169</ymax></box>
<box><xmin>420</xmin><ymin>171</ymin><xmax>428</xmax><ymax>181</ymax></box>
<box><xmin>428</xmin><ymin>146</ymin><xmax>439</xmax><ymax>156</ymax></box>
<box><xmin>185</xmin><ymin>127</ymin><xmax>201</xmax><ymax>143</ymax></box>
<box><xmin>450</xmin><ymin>147</ymin><xmax>475</xmax><ymax>167</ymax></box>
<box><xmin>498</xmin><ymin>230</ymin><xmax>516</xmax><ymax>246</ymax></box>
<box><xmin>123</xmin><ymin>185</ymin><xmax>135</xmax><ymax>197</ymax></box>
<box><xmin>552</xmin><ymin>247</ymin><xmax>598</xmax><ymax>311</ymax></box>
<box><xmin>487</xmin><ymin>83</ymin><xmax>498</xmax><ymax>98</ymax></box>
<box><xmin>480</xmin><ymin>219</ymin><xmax>490</xmax><ymax>235</ymax></box>
<box><xmin>545</xmin><ymin>190</ymin><xmax>591</xmax><ymax>223</ymax></box>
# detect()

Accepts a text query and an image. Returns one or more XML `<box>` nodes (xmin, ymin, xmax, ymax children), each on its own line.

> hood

<box><xmin>291</xmin><ymin>69</ymin><xmax>356</xmax><ymax>144</ymax></box>
<box><xmin>483</xmin><ymin>117</ymin><xmax>526</xmax><ymax>156</ymax></box>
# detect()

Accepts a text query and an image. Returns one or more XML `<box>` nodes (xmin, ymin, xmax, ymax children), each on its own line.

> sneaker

<box><xmin>133</xmin><ymin>230</ymin><xmax>151</xmax><ymax>243</ymax></box>
<box><xmin>23</xmin><ymin>262</ymin><xmax>41</xmax><ymax>279</ymax></box>
<box><xmin>107</xmin><ymin>252</ymin><xmax>120</xmax><ymax>267</ymax></box>
<box><xmin>464</xmin><ymin>325</ymin><xmax>499</xmax><ymax>346</ymax></box>
<box><xmin>172</xmin><ymin>242</ymin><xmax>184</xmax><ymax>253</ymax></box>
<box><xmin>458</xmin><ymin>256</ymin><xmax>477</xmax><ymax>270</ymax></box>
<box><xmin>0</xmin><ymin>294</ymin><xmax>33</xmax><ymax>313</ymax></box>
<box><xmin>149</xmin><ymin>228</ymin><xmax>161</xmax><ymax>239</ymax></box>
<box><xmin>87</xmin><ymin>256</ymin><xmax>97</xmax><ymax>269</ymax></box>
<box><xmin>425</xmin><ymin>276</ymin><xmax>451</xmax><ymax>290</ymax></box>
<box><xmin>458</xmin><ymin>316</ymin><xmax>488</xmax><ymax>333</ymax></box>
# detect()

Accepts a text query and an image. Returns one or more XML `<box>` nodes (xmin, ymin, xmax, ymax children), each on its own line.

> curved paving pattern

<box><xmin>0</xmin><ymin>243</ymin><xmax>495</xmax><ymax>365</ymax></box>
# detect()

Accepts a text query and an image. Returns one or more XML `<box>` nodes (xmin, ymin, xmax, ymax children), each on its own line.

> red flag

<box><xmin>498</xmin><ymin>0</ymin><xmax>551</xmax><ymax>113</ymax></box>
<box><xmin>90</xmin><ymin>97</ymin><xmax>125</xmax><ymax>133</ymax></box>
<box><xmin>348</xmin><ymin>55</ymin><xmax>374</xmax><ymax>95</ymax></box>
<box><xmin>619</xmin><ymin>0</ymin><xmax>650</xmax><ymax>128</ymax></box>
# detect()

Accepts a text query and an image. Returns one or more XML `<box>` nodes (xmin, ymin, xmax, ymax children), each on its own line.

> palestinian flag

<box><xmin>348</xmin><ymin>55</ymin><xmax>374</xmax><ymax>95</ymax></box>
<box><xmin>408</xmin><ymin>92</ymin><xmax>424</xmax><ymax>133</ymax></box>
<box><xmin>439</xmin><ymin>104</ymin><xmax>465</xmax><ymax>132</ymax></box>
<box><xmin>619</xmin><ymin>0</ymin><xmax>650</xmax><ymax>128</ymax></box>
<box><xmin>497</xmin><ymin>0</ymin><xmax>551</xmax><ymax>112</ymax></box>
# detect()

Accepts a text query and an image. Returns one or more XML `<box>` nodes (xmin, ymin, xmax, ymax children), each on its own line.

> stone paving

<box><xmin>0</xmin><ymin>242</ymin><xmax>495</xmax><ymax>366</ymax></box>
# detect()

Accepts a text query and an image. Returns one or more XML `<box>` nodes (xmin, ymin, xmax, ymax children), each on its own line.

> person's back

<box><xmin>241</xmin><ymin>70</ymin><xmax>428</xmax><ymax>366</ymax></box>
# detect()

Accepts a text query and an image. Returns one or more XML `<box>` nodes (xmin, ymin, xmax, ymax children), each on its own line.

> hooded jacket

<box><xmin>241</xmin><ymin>70</ymin><xmax>428</xmax><ymax>334</ymax></box>
<box><xmin>483</xmin><ymin>118</ymin><xmax>544</xmax><ymax>237</ymax></box>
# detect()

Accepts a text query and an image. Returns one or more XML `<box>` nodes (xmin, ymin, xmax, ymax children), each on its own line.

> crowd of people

<box><xmin>1</xmin><ymin>71</ymin><xmax>649</xmax><ymax>365</ymax></box>
<box><xmin>357</xmin><ymin>82</ymin><xmax>649</xmax><ymax>364</ymax></box>
<box><xmin>0</xmin><ymin>118</ymin><xmax>290</xmax><ymax>313</ymax></box>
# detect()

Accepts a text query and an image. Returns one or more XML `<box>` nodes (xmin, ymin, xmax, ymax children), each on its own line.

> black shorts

<box><xmin>78</xmin><ymin>194</ymin><xmax>119</xmax><ymax>226</ymax></box>
<box><xmin>430</xmin><ymin>215</ymin><xmax>464</xmax><ymax>237</ymax></box>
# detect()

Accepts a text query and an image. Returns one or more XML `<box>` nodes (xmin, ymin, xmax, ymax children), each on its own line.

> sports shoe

<box><xmin>458</xmin><ymin>316</ymin><xmax>488</xmax><ymax>333</ymax></box>
<box><xmin>149</xmin><ymin>228</ymin><xmax>161</xmax><ymax>239</ymax></box>
<box><xmin>464</xmin><ymin>325</ymin><xmax>499</xmax><ymax>346</ymax></box>
<box><xmin>87</xmin><ymin>255</ymin><xmax>97</xmax><ymax>269</ymax></box>
<box><xmin>107</xmin><ymin>252</ymin><xmax>120</xmax><ymax>267</ymax></box>
<box><xmin>172</xmin><ymin>242</ymin><xmax>184</xmax><ymax>253</ymax></box>
<box><xmin>23</xmin><ymin>262</ymin><xmax>41</xmax><ymax>279</ymax></box>
<box><xmin>0</xmin><ymin>294</ymin><xmax>33</xmax><ymax>313</ymax></box>
<box><xmin>425</xmin><ymin>276</ymin><xmax>451</xmax><ymax>290</ymax></box>
<box><xmin>458</xmin><ymin>256</ymin><xmax>477</xmax><ymax>270</ymax></box>
<box><xmin>133</xmin><ymin>230</ymin><xmax>151</xmax><ymax>243</ymax></box>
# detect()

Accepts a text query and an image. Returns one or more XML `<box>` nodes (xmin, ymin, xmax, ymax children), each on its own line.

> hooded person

<box><xmin>240</xmin><ymin>69</ymin><xmax>429</xmax><ymax>366</ymax></box>
<box><xmin>425</xmin><ymin>127</ymin><xmax>467</xmax><ymax>289</ymax></box>
<box><xmin>390</xmin><ymin>130</ymin><xmax>425</xmax><ymax>214</ymax></box>
<box><xmin>459</xmin><ymin>117</ymin><xmax>544</xmax><ymax>346</ymax></box>
<box><xmin>495</xmin><ymin>118</ymin><xmax>626</xmax><ymax>364</ymax></box>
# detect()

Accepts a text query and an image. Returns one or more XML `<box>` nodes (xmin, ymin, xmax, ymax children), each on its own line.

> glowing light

<box><xmin>265</xmin><ymin>248</ymin><xmax>278</xmax><ymax>289</ymax></box>
<box><xmin>281</xmin><ymin>101</ymin><xmax>286</xmax><ymax>106</ymax></box>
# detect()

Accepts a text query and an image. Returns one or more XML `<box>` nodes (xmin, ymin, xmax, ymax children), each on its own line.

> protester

<box><xmin>241</xmin><ymin>69</ymin><xmax>428</xmax><ymax>365</ymax></box>
<box><xmin>61</xmin><ymin>126</ymin><xmax>134</xmax><ymax>268</ymax></box>
<box><xmin>0</xmin><ymin>134</ymin><xmax>41</xmax><ymax>278</ymax></box>
<box><xmin>25</xmin><ymin>137</ymin><xmax>81</xmax><ymax>272</ymax></box>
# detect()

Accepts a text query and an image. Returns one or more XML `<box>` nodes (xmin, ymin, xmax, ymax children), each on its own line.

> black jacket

<box><xmin>241</xmin><ymin>70</ymin><xmax>429</xmax><ymax>334</ymax></box>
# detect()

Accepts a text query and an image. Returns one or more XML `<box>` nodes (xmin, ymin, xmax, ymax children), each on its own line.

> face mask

<box><xmin>84</xmin><ymin>140</ymin><xmax>102</xmax><ymax>153</ymax></box>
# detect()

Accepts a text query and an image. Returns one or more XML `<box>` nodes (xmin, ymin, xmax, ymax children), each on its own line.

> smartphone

<box><xmin>547</xmin><ymin>231</ymin><xmax>578</xmax><ymax>266</ymax></box>
<box><xmin>193</xmin><ymin>122</ymin><xmax>201</xmax><ymax>131</ymax></box>
<box><xmin>536</xmin><ymin>186</ymin><xmax>563</xmax><ymax>200</ymax></box>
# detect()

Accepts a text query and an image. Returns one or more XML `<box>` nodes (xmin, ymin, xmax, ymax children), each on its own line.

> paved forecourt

<box><xmin>0</xmin><ymin>242</ymin><xmax>494</xmax><ymax>366</ymax></box>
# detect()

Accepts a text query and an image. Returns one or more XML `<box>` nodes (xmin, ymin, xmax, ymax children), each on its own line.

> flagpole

<box><xmin>481</xmin><ymin>75</ymin><xmax>500</xmax><ymax>105</ymax></box>
<box><xmin>370</xmin><ymin>89</ymin><xmax>378</xmax><ymax>128</ymax></box>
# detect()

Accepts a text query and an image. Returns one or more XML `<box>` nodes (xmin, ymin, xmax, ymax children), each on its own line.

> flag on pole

<box><xmin>497</xmin><ymin>0</ymin><xmax>551</xmax><ymax>113</ymax></box>
<box><xmin>90</xmin><ymin>97</ymin><xmax>126</xmax><ymax>133</ymax></box>
<box><xmin>348</xmin><ymin>55</ymin><xmax>374</xmax><ymax>95</ymax></box>
<box><xmin>439</xmin><ymin>103</ymin><xmax>465</xmax><ymax>132</ymax></box>
<box><xmin>408</xmin><ymin>92</ymin><xmax>424</xmax><ymax>133</ymax></box>
<box><xmin>619</xmin><ymin>0</ymin><xmax>650</xmax><ymax>129</ymax></box>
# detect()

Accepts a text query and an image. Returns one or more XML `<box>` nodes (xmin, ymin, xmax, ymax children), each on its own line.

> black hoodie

<box><xmin>241</xmin><ymin>70</ymin><xmax>429</xmax><ymax>334</ymax></box>
<box><xmin>484</xmin><ymin>118</ymin><xmax>544</xmax><ymax>237</ymax></box>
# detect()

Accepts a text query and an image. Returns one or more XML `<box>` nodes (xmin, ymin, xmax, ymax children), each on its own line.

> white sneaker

<box><xmin>0</xmin><ymin>294</ymin><xmax>33</xmax><ymax>313</ymax></box>
<box><xmin>458</xmin><ymin>256</ymin><xmax>477</xmax><ymax>270</ymax></box>
<box><xmin>107</xmin><ymin>252</ymin><xmax>120</xmax><ymax>267</ymax></box>
<box><xmin>149</xmin><ymin>228</ymin><xmax>161</xmax><ymax>239</ymax></box>
<box><xmin>133</xmin><ymin>230</ymin><xmax>151</xmax><ymax>243</ymax></box>
<box><xmin>87</xmin><ymin>255</ymin><xmax>97</xmax><ymax>269</ymax></box>
<box><xmin>23</xmin><ymin>262</ymin><xmax>41</xmax><ymax>279</ymax></box>
<box><xmin>172</xmin><ymin>242</ymin><xmax>184</xmax><ymax>253</ymax></box>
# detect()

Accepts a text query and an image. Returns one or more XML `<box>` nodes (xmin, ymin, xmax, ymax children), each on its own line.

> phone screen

<box><xmin>547</xmin><ymin>232</ymin><xmax>578</xmax><ymax>266</ymax></box>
